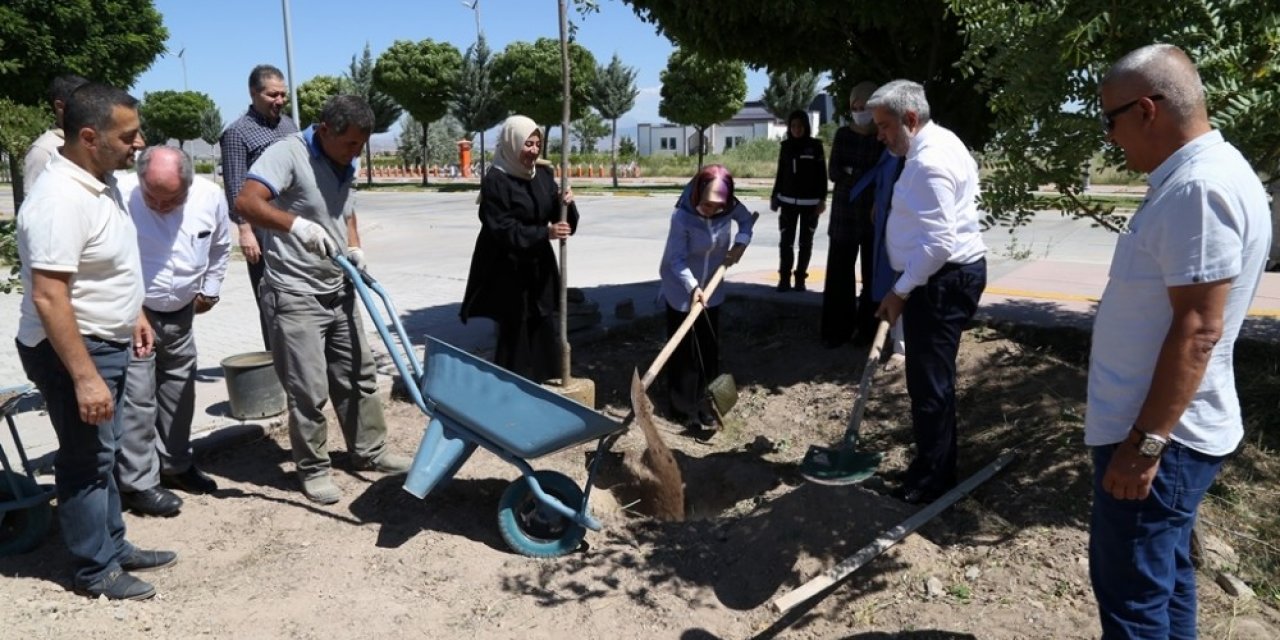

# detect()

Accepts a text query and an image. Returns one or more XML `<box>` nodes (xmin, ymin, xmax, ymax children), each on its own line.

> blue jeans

<box><xmin>17</xmin><ymin>337</ymin><xmax>136</xmax><ymax>588</ymax></box>
<box><xmin>1090</xmin><ymin>442</ymin><xmax>1225</xmax><ymax>640</ymax></box>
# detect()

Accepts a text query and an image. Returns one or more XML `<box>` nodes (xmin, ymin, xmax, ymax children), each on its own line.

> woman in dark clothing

<box><xmin>770</xmin><ymin>109</ymin><xmax>828</xmax><ymax>292</ymax></box>
<box><xmin>460</xmin><ymin>115</ymin><xmax>579</xmax><ymax>381</ymax></box>
<box><xmin>823</xmin><ymin>82</ymin><xmax>886</xmax><ymax>347</ymax></box>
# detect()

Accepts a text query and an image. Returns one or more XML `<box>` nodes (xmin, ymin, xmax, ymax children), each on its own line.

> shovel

<box><xmin>609</xmin><ymin>211</ymin><xmax>759</xmax><ymax>520</ymax></box>
<box><xmin>799</xmin><ymin>319</ymin><xmax>889</xmax><ymax>485</ymax></box>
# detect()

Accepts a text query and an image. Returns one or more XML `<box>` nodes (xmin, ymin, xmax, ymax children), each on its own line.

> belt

<box><xmin>313</xmin><ymin>286</ymin><xmax>350</xmax><ymax>308</ymax></box>
<box><xmin>144</xmin><ymin>301</ymin><xmax>194</xmax><ymax>319</ymax></box>
<box><xmin>931</xmin><ymin>256</ymin><xmax>986</xmax><ymax>278</ymax></box>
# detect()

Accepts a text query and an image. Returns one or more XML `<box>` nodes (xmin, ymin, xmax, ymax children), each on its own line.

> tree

<box><xmin>618</xmin><ymin>135</ymin><xmax>637</xmax><ymax>158</ymax></box>
<box><xmin>139</xmin><ymin>90</ymin><xmax>218</xmax><ymax>150</ymax></box>
<box><xmin>373</xmin><ymin>38</ymin><xmax>462</xmax><ymax>186</ymax></box>
<box><xmin>621</xmin><ymin>0</ymin><xmax>991</xmax><ymax>150</ymax></box>
<box><xmin>199</xmin><ymin>104</ymin><xmax>223</xmax><ymax>147</ymax></box>
<box><xmin>490</xmin><ymin>38</ymin><xmax>597</xmax><ymax>157</ymax></box>
<box><xmin>592</xmin><ymin>53</ymin><xmax>639</xmax><ymax>186</ymax></box>
<box><xmin>761</xmin><ymin>69</ymin><xmax>818</xmax><ymax>121</ymax></box>
<box><xmin>346</xmin><ymin>42</ymin><xmax>404</xmax><ymax>187</ymax></box>
<box><xmin>658</xmin><ymin>47</ymin><xmax>747</xmax><ymax>168</ymax></box>
<box><xmin>0</xmin><ymin>98</ymin><xmax>51</xmax><ymax>212</ymax></box>
<box><xmin>0</xmin><ymin>0</ymin><xmax>167</xmax><ymax>106</ymax></box>
<box><xmin>450</xmin><ymin>36</ymin><xmax>507</xmax><ymax>179</ymax></box>
<box><xmin>397</xmin><ymin>114</ymin><xmax>466</xmax><ymax>167</ymax></box>
<box><xmin>296</xmin><ymin>75</ymin><xmax>348</xmax><ymax>130</ymax></box>
<box><xmin>571</xmin><ymin>110</ymin><xmax>610</xmax><ymax>154</ymax></box>
<box><xmin>950</xmin><ymin>0</ymin><xmax>1280</xmax><ymax>229</ymax></box>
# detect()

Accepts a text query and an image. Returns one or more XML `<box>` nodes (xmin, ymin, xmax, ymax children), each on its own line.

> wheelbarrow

<box><xmin>335</xmin><ymin>256</ymin><xmax>625</xmax><ymax>557</ymax></box>
<box><xmin>0</xmin><ymin>384</ymin><xmax>55</xmax><ymax>556</ymax></box>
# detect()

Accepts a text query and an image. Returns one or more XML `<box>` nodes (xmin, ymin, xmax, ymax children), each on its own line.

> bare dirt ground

<box><xmin>2</xmin><ymin>296</ymin><xmax>1277</xmax><ymax>639</ymax></box>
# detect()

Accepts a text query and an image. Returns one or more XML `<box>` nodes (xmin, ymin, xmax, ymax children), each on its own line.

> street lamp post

<box><xmin>281</xmin><ymin>0</ymin><xmax>301</xmax><ymax>125</ymax></box>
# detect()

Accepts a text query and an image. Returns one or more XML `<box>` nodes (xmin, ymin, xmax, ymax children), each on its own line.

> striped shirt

<box><xmin>219</xmin><ymin>106</ymin><xmax>297</xmax><ymax>224</ymax></box>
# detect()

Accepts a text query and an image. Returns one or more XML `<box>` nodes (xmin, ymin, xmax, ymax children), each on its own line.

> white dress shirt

<box><xmin>119</xmin><ymin>173</ymin><xmax>232</xmax><ymax>313</ymax></box>
<box><xmin>885</xmin><ymin>121</ymin><xmax>986</xmax><ymax>297</ymax></box>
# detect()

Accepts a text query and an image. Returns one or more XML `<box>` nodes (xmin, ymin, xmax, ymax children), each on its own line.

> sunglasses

<box><xmin>1101</xmin><ymin>94</ymin><xmax>1164</xmax><ymax>131</ymax></box>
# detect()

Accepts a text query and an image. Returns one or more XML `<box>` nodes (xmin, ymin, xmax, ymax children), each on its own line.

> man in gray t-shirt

<box><xmin>235</xmin><ymin>95</ymin><xmax>409</xmax><ymax>505</ymax></box>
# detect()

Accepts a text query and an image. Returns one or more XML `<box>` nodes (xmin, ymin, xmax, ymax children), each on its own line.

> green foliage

<box><xmin>592</xmin><ymin>53</ymin><xmax>639</xmax><ymax>187</ymax></box>
<box><xmin>451</xmin><ymin>36</ymin><xmax>507</xmax><ymax>177</ymax></box>
<box><xmin>0</xmin><ymin>97</ymin><xmax>50</xmax><ymax>209</ymax></box>
<box><xmin>572</xmin><ymin>110</ymin><xmax>610</xmax><ymax>153</ymax></box>
<box><xmin>949</xmin><ymin>0</ymin><xmax>1280</xmax><ymax>229</ymax></box>
<box><xmin>397</xmin><ymin>114</ymin><xmax>465</xmax><ymax>167</ymax></box>
<box><xmin>347</xmin><ymin>42</ymin><xmax>404</xmax><ymax>186</ymax></box>
<box><xmin>761</xmin><ymin>69</ymin><xmax>819</xmax><ymax>120</ymax></box>
<box><xmin>658</xmin><ymin>47</ymin><xmax>747</xmax><ymax>167</ymax></box>
<box><xmin>0</xmin><ymin>218</ymin><xmax>19</xmax><ymax>293</ymax></box>
<box><xmin>618</xmin><ymin>135</ymin><xmax>637</xmax><ymax>157</ymax></box>
<box><xmin>138</xmin><ymin>90</ymin><xmax>217</xmax><ymax>148</ymax></box>
<box><xmin>623</xmin><ymin>0</ymin><xmax>991</xmax><ymax>150</ymax></box>
<box><xmin>490</xmin><ymin>37</ymin><xmax>598</xmax><ymax>148</ymax></box>
<box><xmin>198</xmin><ymin>104</ymin><xmax>223</xmax><ymax>146</ymax></box>
<box><xmin>0</xmin><ymin>0</ymin><xmax>167</xmax><ymax>106</ymax></box>
<box><xmin>373</xmin><ymin>38</ymin><xmax>463</xmax><ymax>186</ymax></box>
<box><xmin>347</xmin><ymin>43</ymin><xmax>403</xmax><ymax>135</ymax></box>
<box><xmin>296</xmin><ymin>75</ymin><xmax>348</xmax><ymax>130</ymax></box>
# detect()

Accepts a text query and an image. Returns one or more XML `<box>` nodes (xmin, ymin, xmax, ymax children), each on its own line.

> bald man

<box><xmin>116</xmin><ymin>146</ymin><xmax>231</xmax><ymax>517</ymax></box>
<box><xmin>1088</xmin><ymin>44</ymin><xmax>1271</xmax><ymax>639</ymax></box>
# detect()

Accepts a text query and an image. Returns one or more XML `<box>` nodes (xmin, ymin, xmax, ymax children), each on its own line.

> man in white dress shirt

<box><xmin>116</xmin><ymin>146</ymin><xmax>231</xmax><ymax>517</ymax></box>
<box><xmin>23</xmin><ymin>74</ymin><xmax>88</xmax><ymax>195</ymax></box>
<box><xmin>868</xmin><ymin>80</ymin><xmax>987</xmax><ymax>504</ymax></box>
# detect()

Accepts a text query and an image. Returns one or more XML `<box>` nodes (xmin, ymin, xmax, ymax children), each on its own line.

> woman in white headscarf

<box><xmin>460</xmin><ymin>115</ymin><xmax>579</xmax><ymax>381</ymax></box>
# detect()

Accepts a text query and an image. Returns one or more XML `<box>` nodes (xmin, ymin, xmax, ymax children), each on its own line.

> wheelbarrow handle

<box><xmin>639</xmin><ymin>211</ymin><xmax>760</xmax><ymax>389</ymax></box>
<box><xmin>332</xmin><ymin>255</ymin><xmax>430</xmax><ymax>415</ymax></box>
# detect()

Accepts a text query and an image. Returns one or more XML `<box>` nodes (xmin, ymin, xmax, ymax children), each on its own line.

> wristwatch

<box><xmin>199</xmin><ymin>294</ymin><xmax>220</xmax><ymax>305</ymax></box>
<box><xmin>1131</xmin><ymin>428</ymin><xmax>1169</xmax><ymax>459</ymax></box>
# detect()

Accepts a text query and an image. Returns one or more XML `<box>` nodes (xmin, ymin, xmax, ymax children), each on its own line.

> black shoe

<box><xmin>891</xmin><ymin>483</ymin><xmax>950</xmax><ymax>505</ymax></box>
<box><xmin>121</xmin><ymin>487</ymin><xmax>182</xmax><ymax>517</ymax></box>
<box><xmin>120</xmin><ymin>548</ymin><xmax>178</xmax><ymax>572</ymax></box>
<box><xmin>794</xmin><ymin>277</ymin><xmax>807</xmax><ymax>292</ymax></box>
<box><xmin>776</xmin><ymin>273</ymin><xmax>792</xmax><ymax>292</ymax></box>
<box><xmin>74</xmin><ymin>569</ymin><xmax>156</xmax><ymax>601</ymax></box>
<box><xmin>162</xmin><ymin>466</ymin><xmax>218</xmax><ymax>494</ymax></box>
<box><xmin>698</xmin><ymin>409</ymin><xmax>718</xmax><ymax>428</ymax></box>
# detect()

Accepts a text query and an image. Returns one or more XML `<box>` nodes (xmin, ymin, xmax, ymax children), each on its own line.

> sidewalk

<box><xmin>3</xmin><ymin>189</ymin><xmax>1277</xmax><ymax>470</ymax></box>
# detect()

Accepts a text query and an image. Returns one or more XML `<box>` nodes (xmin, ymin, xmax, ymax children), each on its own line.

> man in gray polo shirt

<box><xmin>234</xmin><ymin>95</ymin><xmax>409</xmax><ymax>504</ymax></box>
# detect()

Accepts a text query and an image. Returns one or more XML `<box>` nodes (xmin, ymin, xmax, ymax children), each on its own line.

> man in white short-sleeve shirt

<box><xmin>114</xmin><ymin>146</ymin><xmax>231</xmax><ymax>517</ymax></box>
<box><xmin>1086</xmin><ymin>44</ymin><xmax>1271</xmax><ymax>639</ymax></box>
<box><xmin>235</xmin><ymin>95</ymin><xmax>409</xmax><ymax>505</ymax></box>
<box><xmin>22</xmin><ymin>74</ymin><xmax>88</xmax><ymax>195</ymax></box>
<box><xmin>15</xmin><ymin>83</ymin><xmax>177</xmax><ymax>602</ymax></box>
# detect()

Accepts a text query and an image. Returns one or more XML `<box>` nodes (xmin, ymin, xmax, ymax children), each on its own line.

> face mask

<box><xmin>851</xmin><ymin>111</ymin><xmax>873</xmax><ymax>127</ymax></box>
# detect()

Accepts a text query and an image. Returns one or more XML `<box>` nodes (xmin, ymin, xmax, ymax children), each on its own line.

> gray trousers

<box><xmin>261</xmin><ymin>282</ymin><xmax>387</xmax><ymax>479</ymax></box>
<box><xmin>117</xmin><ymin>304</ymin><xmax>198</xmax><ymax>492</ymax></box>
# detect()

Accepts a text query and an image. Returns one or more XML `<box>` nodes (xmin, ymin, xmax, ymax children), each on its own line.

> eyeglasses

<box><xmin>1101</xmin><ymin>94</ymin><xmax>1164</xmax><ymax>131</ymax></box>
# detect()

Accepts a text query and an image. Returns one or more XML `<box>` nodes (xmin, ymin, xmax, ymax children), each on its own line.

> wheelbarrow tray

<box><xmin>419</xmin><ymin>337</ymin><xmax>619</xmax><ymax>459</ymax></box>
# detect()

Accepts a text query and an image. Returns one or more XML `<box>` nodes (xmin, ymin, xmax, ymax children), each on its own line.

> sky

<box><xmin>131</xmin><ymin>0</ymin><xmax>771</xmax><ymax>149</ymax></box>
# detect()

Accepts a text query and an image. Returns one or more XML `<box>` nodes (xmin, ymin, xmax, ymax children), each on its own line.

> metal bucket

<box><xmin>220</xmin><ymin>352</ymin><xmax>286</xmax><ymax>420</ymax></box>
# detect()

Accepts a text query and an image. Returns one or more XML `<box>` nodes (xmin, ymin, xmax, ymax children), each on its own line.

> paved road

<box><xmin>2</xmin><ymin>187</ymin><xmax>1277</xmax><ymax>462</ymax></box>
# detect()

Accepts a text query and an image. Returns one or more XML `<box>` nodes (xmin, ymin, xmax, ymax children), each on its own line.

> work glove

<box><xmin>346</xmin><ymin>246</ymin><xmax>366</xmax><ymax>271</ymax></box>
<box><xmin>290</xmin><ymin>217</ymin><xmax>338</xmax><ymax>258</ymax></box>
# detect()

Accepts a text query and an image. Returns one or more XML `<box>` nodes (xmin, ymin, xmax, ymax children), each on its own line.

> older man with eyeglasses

<box><xmin>1087</xmin><ymin>44</ymin><xmax>1271</xmax><ymax>639</ymax></box>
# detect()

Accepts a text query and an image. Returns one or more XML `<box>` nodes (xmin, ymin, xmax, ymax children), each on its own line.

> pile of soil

<box><xmin>1</xmin><ymin>296</ymin><xmax>1276</xmax><ymax>639</ymax></box>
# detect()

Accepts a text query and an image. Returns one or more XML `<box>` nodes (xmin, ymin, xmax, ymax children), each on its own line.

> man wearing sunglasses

<box><xmin>1087</xmin><ymin>44</ymin><xmax>1271</xmax><ymax>639</ymax></box>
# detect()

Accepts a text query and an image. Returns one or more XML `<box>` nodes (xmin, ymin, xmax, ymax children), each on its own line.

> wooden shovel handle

<box><xmin>842</xmin><ymin>319</ymin><xmax>891</xmax><ymax>449</ymax></box>
<box><xmin>640</xmin><ymin>211</ymin><xmax>760</xmax><ymax>389</ymax></box>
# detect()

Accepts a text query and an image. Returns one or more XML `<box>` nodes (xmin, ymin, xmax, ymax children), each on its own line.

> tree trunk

<box><xmin>610</xmin><ymin>117</ymin><xmax>618</xmax><ymax>188</ymax></box>
<box><xmin>365</xmin><ymin>144</ymin><xmax>373</xmax><ymax>187</ymax></box>
<box><xmin>696</xmin><ymin>126</ymin><xmax>705</xmax><ymax>169</ymax></box>
<box><xmin>9</xmin><ymin>153</ymin><xmax>25</xmax><ymax>214</ymax></box>
<box><xmin>421</xmin><ymin>121</ymin><xmax>430</xmax><ymax>187</ymax></box>
<box><xmin>479</xmin><ymin>130</ymin><xmax>486</xmax><ymax>178</ymax></box>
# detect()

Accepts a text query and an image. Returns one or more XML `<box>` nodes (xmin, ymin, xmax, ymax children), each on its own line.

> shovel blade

<box><xmin>799</xmin><ymin>445</ymin><xmax>883</xmax><ymax>486</ymax></box>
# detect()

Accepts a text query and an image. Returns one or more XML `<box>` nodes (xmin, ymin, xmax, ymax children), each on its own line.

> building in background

<box><xmin>635</xmin><ymin>97</ymin><xmax>826</xmax><ymax>158</ymax></box>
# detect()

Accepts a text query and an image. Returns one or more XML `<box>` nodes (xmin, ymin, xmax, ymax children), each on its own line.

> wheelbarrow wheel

<box><xmin>497</xmin><ymin>470</ymin><xmax>587</xmax><ymax>557</ymax></box>
<box><xmin>0</xmin><ymin>471</ymin><xmax>53</xmax><ymax>556</ymax></box>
